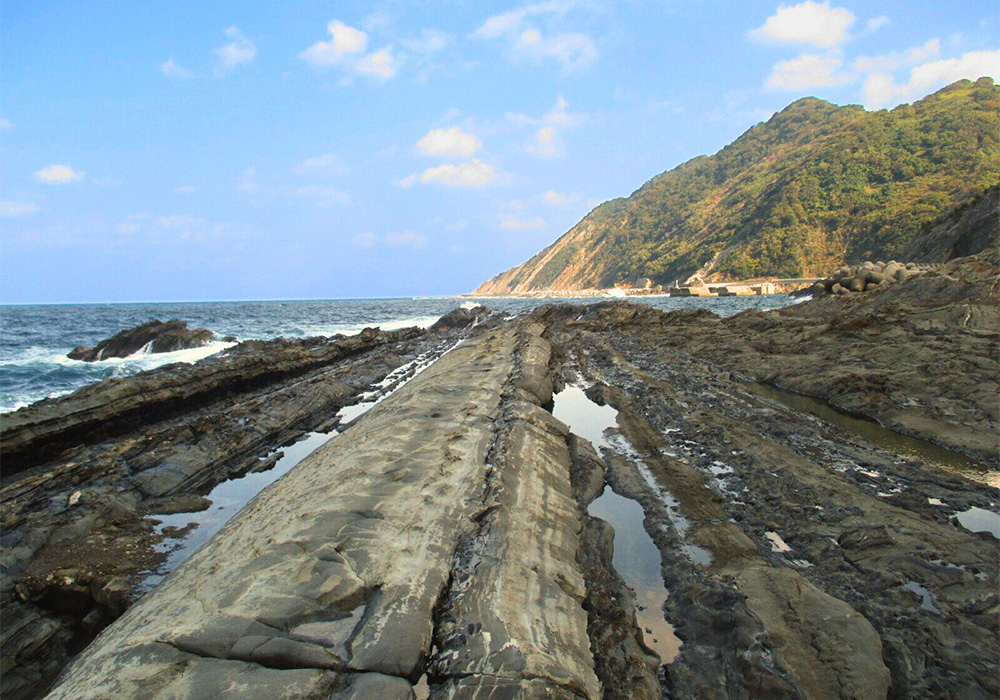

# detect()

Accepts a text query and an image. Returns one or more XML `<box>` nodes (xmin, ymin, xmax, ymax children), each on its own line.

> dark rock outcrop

<box><xmin>429</xmin><ymin>305</ymin><xmax>491</xmax><ymax>332</ymax></box>
<box><xmin>902</xmin><ymin>183</ymin><xmax>1000</xmax><ymax>263</ymax></box>
<box><xmin>4</xmin><ymin>329</ymin><xmax>395</xmax><ymax>477</ymax></box>
<box><xmin>1</xmin><ymin>323</ymin><xmax>470</xmax><ymax>700</ymax></box>
<box><xmin>68</xmin><ymin>319</ymin><xmax>215</xmax><ymax>362</ymax></box>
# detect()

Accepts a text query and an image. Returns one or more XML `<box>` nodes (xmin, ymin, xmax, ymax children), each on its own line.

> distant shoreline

<box><xmin>465</xmin><ymin>278</ymin><xmax>819</xmax><ymax>299</ymax></box>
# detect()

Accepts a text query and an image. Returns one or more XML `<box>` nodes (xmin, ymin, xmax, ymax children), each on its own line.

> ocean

<box><xmin>0</xmin><ymin>294</ymin><xmax>799</xmax><ymax>413</ymax></box>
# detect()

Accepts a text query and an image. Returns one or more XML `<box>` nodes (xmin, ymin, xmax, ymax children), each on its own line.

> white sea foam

<box><xmin>87</xmin><ymin>341</ymin><xmax>236</xmax><ymax>369</ymax></box>
<box><xmin>288</xmin><ymin>315</ymin><xmax>441</xmax><ymax>338</ymax></box>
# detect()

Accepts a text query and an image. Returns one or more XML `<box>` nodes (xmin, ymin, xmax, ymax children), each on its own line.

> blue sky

<box><xmin>2</xmin><ymin>1</ymin><xmax>997</xmax><ymax>303</ymax></box>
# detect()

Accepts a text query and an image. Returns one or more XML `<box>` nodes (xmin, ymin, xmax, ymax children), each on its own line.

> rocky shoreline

<box><xmin>1</xmin><ymin>253</ymin><xmax>998</xmax><ymax>699</ymax></box>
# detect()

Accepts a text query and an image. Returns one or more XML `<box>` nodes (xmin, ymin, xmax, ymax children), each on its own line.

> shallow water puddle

<box><xmin>142</xmin><ymin>343</ymin><xmax>458</xmax><ymax>590</ymax></box>
<box><xmin>552</xmin><ymin>383</ymin><xmax>682</xmax><ymax>663</ymax></box>
<box><xmin>902</xmin><ymin>581</ymin><xmax>940</xmax><ymax>614</ymax></box>
<box><xmin>140</xmin><ymin>429</ymin><xmax>335</xmax><ymax>591</ymax></box>
<box><xmin>589</xmin><ymin>487</ymin><xmax>682</xmax><ymax>663</ymax></box>
<box><xmin>954</xmin><ymin>506</ymin><xmax>1000</xmax><ymax>539</ymax></box>
<box><xmin>551</xmin><ymin>384</ymin><xmax>619</xmax><ymax>451</ymax></box>
<box><xmin>746</xmin><ymin>382</ymin><xmax>999</xmax><ymax>488</ymax></box>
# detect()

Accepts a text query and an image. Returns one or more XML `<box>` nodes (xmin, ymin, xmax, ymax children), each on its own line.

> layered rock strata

<box><xmin>1</xmin><ymin>325</ymin><xmax>462</xmax><ymax>700</ymax></box>
<box><xmin>41</xmin><ymin>323</ymin><xmax>629</xmax><ymax>700</ymax></box>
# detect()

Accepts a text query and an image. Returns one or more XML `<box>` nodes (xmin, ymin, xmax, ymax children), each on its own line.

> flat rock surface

<box><xmin>43</xmin><ymin>324</ymin><xmax>602</xmax><ymax>700</ymax></box>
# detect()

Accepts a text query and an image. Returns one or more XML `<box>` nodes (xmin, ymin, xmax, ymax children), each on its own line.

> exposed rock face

<box><xmin>67</xmin><ymin>319</ymin><xmax>215</xmax><ymax>362</ymax></box>
<box><xmin>3</xmin><ymin>328</ymin><xmax>396</xmax><ymax>477</ymax></box>
<box><xmin>533</xmin><ymin>253</ymin><xmax>997</xmax><ymax>697</ymax></box>
<box><xmin>0</xmin><ymin>325</ymin><xmax>458</xmax><ymax>700</ymax></box>
<box><xmin>429</xmin><ymin>305</ymin><xmax>492</xmax><ymax>332</ymax></box>
<box><xmin>6</xmin><ymin>254</ymin><xmax>998</xmax><ymax>700</ymax></box>
<box><xmin>42</xmin><ymin>323</ymin><xmax>605</xmax><ymax>700</ymax></box>
<box><xmin>901</xmin><ymin>183</ymin><xmax>1000</xmax><ymax>263</ymax></box>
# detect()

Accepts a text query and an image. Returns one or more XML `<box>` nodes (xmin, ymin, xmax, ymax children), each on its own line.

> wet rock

<box><xmin>429</xmin><ymin>305</ymin><xmax>491</xmax><ymax>332</ymax></box>
<box><xmin>43</xmin><ymin>323</ymin><xmax>600</xmax><ymax>700</ymax></box>
<box><xmin>68</xmin><ymin>319</ymin><xmax>215</xmax><ymax>362</ymax></box>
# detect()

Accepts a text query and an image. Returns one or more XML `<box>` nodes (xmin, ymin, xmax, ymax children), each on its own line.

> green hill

<box><xmin>474</xmin><ymin>78</ymin><xmax>999</xmax><ymax>293</ymax></box>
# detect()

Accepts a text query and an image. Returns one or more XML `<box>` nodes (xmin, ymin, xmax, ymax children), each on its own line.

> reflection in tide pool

<box><xmin>141</xmin><ymin>430</ymin><xmax>335</xmax><ymax>592</ymax></box>
<box><xmin>588</xmin><ymin>486</ymin><xmax>681</xmax><ymax>663</ymax></box>
<box><xmin>552</xmin><ymin>383</ymin><xmax>682</xmax><ymax>663</ymax></box>
<box><xmin>746</xmin><ymin>382</ymin><xmax>998</xmax><ymax>487</ymax></box>
<box><xmin>955</xmin><ymin>506</ymin><xmax>1000</xmax><ymax>539</ymax></box>
<box><xmin>142</xmin><ymin>343</ymin><xmax>457</xmax><ymax>591</ymax></box>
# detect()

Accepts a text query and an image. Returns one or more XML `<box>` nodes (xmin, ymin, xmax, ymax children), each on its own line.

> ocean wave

<box><xmin>0</xmin><ymin>341</ymin><xmax>236</xmax><ymax>414</ymax></box>
<box><xmin>283</xmin><ymin>315</ymin><xmax>442</xmax><ymax>338</ymax></box>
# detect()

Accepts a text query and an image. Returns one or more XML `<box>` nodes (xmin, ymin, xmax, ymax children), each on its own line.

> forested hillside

<box><xmin>475</xmin><ymin>78</ymin><xmax>999</xmax><ymax>293</ymax></box>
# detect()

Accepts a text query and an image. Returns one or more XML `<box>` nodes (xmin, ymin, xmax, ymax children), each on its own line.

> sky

<box><xmin>2</xmin><ymin>1</ymin><xmax>998</xmax><ymax>303</ymax></box>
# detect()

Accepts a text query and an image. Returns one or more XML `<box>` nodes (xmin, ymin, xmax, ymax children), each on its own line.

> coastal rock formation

<box><xmin>0</xmin><ymin>312</ymin><xmax>488</xmax><ymax>700</ymax></box>
<box><xmin>67</xmin><ymin>319</ymin><xmax>215</xmax><ymax>362</ymax></box>
<box><xmin>429</xmin><ymin>305</ymin><xmax>491</xmax><ymax>332</ymax></box>
<box><xmin>42</xmin><ymin>323</ymin><xmax>606</xmax><ymax>700</ymax></box>
<box><xmin>3</xmin><ymin>280</ymin><xmax>998</xmax><ymax>699</ymax></box>
<box><xmin>901</xmin><ymin>183</ymin><xmax>1000</xmax><ymax>263</ymax></box>
<box><xmin>535</xmin><ymin>252</ymin><xmax>997</xmax><ymax>696</ymax></box>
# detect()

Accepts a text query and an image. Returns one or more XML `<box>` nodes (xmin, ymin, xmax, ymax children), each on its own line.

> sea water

<box><xmin>0</xmin><ymin>295</ymin><xmax>795</xmax><ymax>413</ymax></box>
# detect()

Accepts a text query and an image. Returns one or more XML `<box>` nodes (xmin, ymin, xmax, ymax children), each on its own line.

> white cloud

<box><xmin>402</xmin><ymin>29</ymin><xmax>452</xmax><ymax>54</ymax></box>
<box><xmin>766</xmin><ymin>53</ymin><xmax>847</xmax><ymax>90</ymax></box>
<box><xmin>543</xmin><ymin>190</ymin><xmax>583</xmax><ymax>205</ymax></box>
<box><xmin>472</xmin><ymin>2</ymin><xmax>598</xmax><ymax>73</ymax></box>
<box><xmin>416</xmin><ymin>127</ymin><xmax>482</xmax><ymax>157</ymax></box>
<box><xmin>301</xmin><ymin>20</ymin><xmax>369</xmax><ymax>66</ymax></box>
<box><xmin>530</xmin><ymin>126</ymin><xmax>558</xmax><ymax>157</ymax></box>
<box><xmin>750</xmin><ymin>1</ymin><xmax>855</xmax><ymax>48</ymax></box>
<box><xmin>355</xmin><ymin>48</ymin><xmax>398</xmax><ymax>80</ymax></box>
<box><xmin>117</xmin><ymin>213</ymin><xmax>151</xmax><ymax>233</ymax></box>
<box><xmin>517</xmin><ymin>30</ymin><xmax>597</xmax><ymax>73</ymax></box>
<box><xmin>862</xmin><ymin>49</ymin><xmax>1000</xmax><ymax>108</ymax></box>
<box><xmin>352</xmin><ymin>232</ymin><xmax>377</xmax><ymax>248</ymax></box>
<box><xmin>385</xmin><ymin>231</ymin><xmax>426</xmax><ymax>248</ymax></box>
<box><xmin>237</xmin><ymin>167</ymin><xmax>261</xmax><ymax>195</ymax></box>
<box><xmin>0</xmin><ymin>118</ymin><xmax>12</xmax><ymax>130</ymax></box>
<box><xmin>160</xmin><ymin>58</ymin><xmax>195</xmax><ymax>79</ymax></box>
<box><xmin>864</xmin><ymin>16</ymin><xmax>890</xmax><ymax>34</ymax></box>
<box><xmin>853</xmin><ymin>39</ymin><xmax>941</xmax><ymax>74</ymax></box>
<box><xmin>514</xmin><ymin>93</ymin><xmax>580</xmax><ymax>158</ymax></box>
<box><xmin>175</xmin><ymin>185</ymin><xmax>198</xmax><ymax>194</ymax></box>
<box><xmin>0</xmin><ymin>201</ymin><xmax>40</xmax><ymax>217</ymax></box>
<box><xmin>214</xmin><ymin>26</ymin><xmax>256</xmax><ymax>77</ymax></box>
<box><xmin>294</xmin><ymin>153</ymin><xmax>348</xmax><ymax>177</ymax></box>
<box><xmin>301</xmin><ymin>20</ymin><xmax>398</xmax><ymax>82</ymax></box>
<box><xmin>157</xmin><ymin>214</ymin><xmax>203</xmax><ymax>230</ymax></box>
<box><xmin>399</xmin><ymin>159</ymin><xmax>497</xmax><ymax>188</ymax></box>
<box><xmin>501</xmin><ymin>215</ymin><xmax>546</xmax><ymax>230</ymax></box>
<box><xmin>34</xmin><ymin>164</ymin><xmax>84</xmax><ymax>184</ymax></box>
<box><xmin>473</xmin><ymin>8</ymin><xmax>529</xmax><ymax>40</ymax></box>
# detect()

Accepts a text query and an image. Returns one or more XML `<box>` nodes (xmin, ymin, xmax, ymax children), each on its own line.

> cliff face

<box><xmin>475</xmin><ymin>78</ymin><xmax>1000</xmax><ymax>294</ymax></box>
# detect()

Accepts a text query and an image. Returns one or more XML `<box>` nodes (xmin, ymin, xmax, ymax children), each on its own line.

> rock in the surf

<box><xmin>68</xmin><ymin>319</ymin><xmax>215</xmax><ymax>362</ymax></box>
<box><xmin>430</xmin><ymin>305</ymin><xmax>492</xmax><ymax>332</ymax></box>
